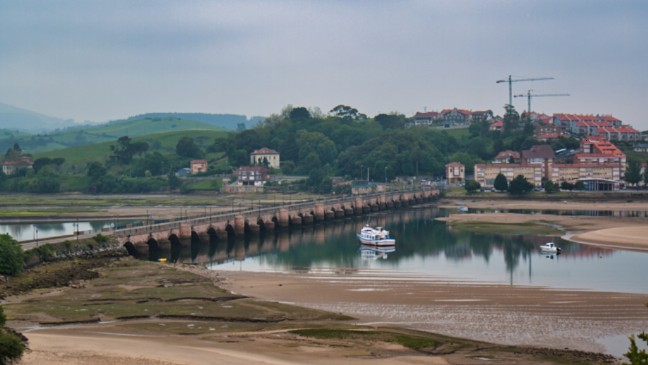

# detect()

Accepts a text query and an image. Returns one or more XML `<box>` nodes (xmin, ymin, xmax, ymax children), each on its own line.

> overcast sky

<box><xmin>1</xmin><ymin>1</ymin><xmax>647</xmax><ymax>129</ymax></box>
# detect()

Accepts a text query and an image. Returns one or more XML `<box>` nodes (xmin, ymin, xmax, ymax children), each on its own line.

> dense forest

<box><xmin>0</xmin><ymin>104</ymin><xmax>593</xmax><ymax>194</ymax></box>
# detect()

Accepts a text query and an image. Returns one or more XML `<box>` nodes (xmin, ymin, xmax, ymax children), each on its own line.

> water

<box><xmin>148</xmin><ymin>207</ymin><xmax>648</xmax><ymax>294</ymax></box>
<box><xmin>0</xmin><ymin>220</ymin><xmax>138</xmax><ymax>242</ymax></box>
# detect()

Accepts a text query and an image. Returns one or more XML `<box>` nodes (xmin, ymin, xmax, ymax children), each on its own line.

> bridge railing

<box><xmin>116</xmin><ymin>188</ymin><xmax>437</xmax><ymax>238</ymax></box>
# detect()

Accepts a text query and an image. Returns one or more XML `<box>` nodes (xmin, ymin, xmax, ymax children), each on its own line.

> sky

<box><xmin>1</xmin><ymin>0</ymin><xmax>647</xmax><ymax>129</ymax></box>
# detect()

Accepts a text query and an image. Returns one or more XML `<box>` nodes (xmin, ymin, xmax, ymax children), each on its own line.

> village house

<box><xmin>445</xmin><ymin>162</ymin><xmax>465</xmax><ymax>185</ymax></box>
<box><xmin>190</xmin><ymin>160</ymin><xmax>208</xmax><ymax>175</ymax></box>
<box><xmin>236</xmin><ymin>166</ymin><xmax>269</xmax><ymax>186</ymax></box>
<box><xmin>1</xmin><ymin>156</ymin><xmax>33</xmax><ymax>176</ymax></box>
<box><xmin>250</xmin><ymin>147</ymin><xmax>280</xmax><ymax>169</ymax></box>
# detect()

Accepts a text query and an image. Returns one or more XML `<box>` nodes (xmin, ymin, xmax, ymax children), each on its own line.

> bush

<box><xmin>0</xmin><ymin>235</ymin><xmax>24</xmax><ymax>276</ymax></box>
<box><xmin>0</xmin><ymin>306</ymin><xmax>26</xmax><ymax>365</ymax></box>
<box><xmin>623</xmin><ymin>332</ymin><xmax>648</xmax><ymax>365</ymax></box>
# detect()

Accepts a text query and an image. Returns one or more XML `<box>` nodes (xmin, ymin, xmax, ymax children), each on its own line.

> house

<box><xmin>445</xmin><ymin>162</ymin><xmax>465</xmax><ymax>184</ymax></box>
<box><xmin>493</xmin><ymin>150</ymin><xmax>520</xmax><ymax>163</ymax></box>
<box><xmin>236</xmin><ymin>166</ymin><xmax>269</xmax><ymax>186</ymax></box>
<box><xmin>190</xmin><ymin>160</ymin><xmax>208</xmax><ymax>175</ymax></box>
<box><xmin>489</xmin><ymin>120</ymin><xmax>504</xmax><ymax>132</ymax></box>
<box><xmin>2</xmin><ymin>156</ymin><xmax>33</xmax><ymax>176</ymax></box>
<box><xmin>552</xmin><ymin>113</ymin><xmax>640</xmax><ymax>141</ymax></box>
<box><xmin>250</xmin><ymin>148</ymin><xmax>280</xmax><ymax>169</ymax></box>
<box><xmin>409</xmin><ymin>108</ymin><xmax>493</xmax><ymax>129</ymax></box>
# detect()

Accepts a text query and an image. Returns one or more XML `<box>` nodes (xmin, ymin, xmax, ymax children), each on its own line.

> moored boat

<box><xmin>540</xmin><ymin>242</ymin><xmax>561</xmax><ymax>254</ymax></box>
<box><xmin>357</xmin><ymin>225</ymin><xmax>396</xmax><ymax>246</ymax></box>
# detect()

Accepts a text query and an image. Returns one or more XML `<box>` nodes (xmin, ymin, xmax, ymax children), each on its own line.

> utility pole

<box><xmin>496</xmin><ymin>75</ymin><xmax>554</xmax><ymax>106</ymax></box>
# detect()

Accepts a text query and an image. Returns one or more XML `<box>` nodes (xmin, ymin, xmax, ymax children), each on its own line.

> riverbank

<box><xmin>438</xmin><ymin>198</ymin><xmax>648</xmax><ymax>252</ymax></box>
<box><xmin>3</xmin><ymin>258</ymin><xmax>618</xmax><ymax>365</ymax></box>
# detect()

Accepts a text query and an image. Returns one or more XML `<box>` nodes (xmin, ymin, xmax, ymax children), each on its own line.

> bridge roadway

<box><xmin>117</xmin><ymin>189</ymin><xmax>439</xmax><ymax>254</ymax></box>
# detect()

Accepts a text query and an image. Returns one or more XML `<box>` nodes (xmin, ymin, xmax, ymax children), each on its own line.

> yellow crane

<box><xmin>514</xmin><ymin>90</ymin><xmax>570</xmax><ymax>116</ymax></box>
<box><xmin>496</xmin><ymin>75</ymin><xmax>554</xmax><ymax>105</ymax></box>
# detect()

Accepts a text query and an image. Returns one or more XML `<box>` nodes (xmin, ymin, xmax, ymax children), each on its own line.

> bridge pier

<box><xmin>116</xmin><ymin>189</ymin><xmax>441</xmax><ymax>249</ymax></box>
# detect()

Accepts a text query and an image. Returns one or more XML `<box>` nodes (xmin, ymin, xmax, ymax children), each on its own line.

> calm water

<box><xmin>1</xmin><ymin>220</ymin><xmax>138</xmax><ymax>242</ymax></box>
<box><xmin>151</xmin><ymin>207</ymin><xmax>648</xmax><ymax>294</ymax></box>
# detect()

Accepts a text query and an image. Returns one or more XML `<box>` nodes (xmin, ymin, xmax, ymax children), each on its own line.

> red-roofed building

<box><xmin>489</xmin><ymin>120</ymin><xmax>504</xmax><ymax>131</ymax></box>
<box><xmin>553</xmin><ymin>113</ymin><xmax>639</xmax><ymax>141</ymax></box>
<box><xmin>493</xmin><ymin>150</ymin><xmax>520</xmax><ymax>163</ymax></box>
<box><xmin>1</xmin><ymin>156</ymin><xmax>33</xmax><ymax>176</ymax></box>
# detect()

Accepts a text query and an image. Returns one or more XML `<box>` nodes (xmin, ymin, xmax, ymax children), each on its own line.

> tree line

<box><xmin>1</xmin><ymin>104</ymin><xmax>645</xmax><ymax>194</ymax></box>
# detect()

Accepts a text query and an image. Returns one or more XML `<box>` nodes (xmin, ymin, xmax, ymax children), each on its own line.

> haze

<box><xmin>1</xmin><ymin>1</ymin><xmax>647</xmax><ymax>129</ymax></box>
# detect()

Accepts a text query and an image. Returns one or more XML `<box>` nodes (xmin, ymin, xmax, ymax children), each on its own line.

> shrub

<box><xmin>0</xmin><ymin>235</ymin><xmax>24</xmax><ymax>276</ymax></box>
<box><xmin>0</xmin><ymin>306</ymin><xmax>26</xmax><ymax>365</ymax></box>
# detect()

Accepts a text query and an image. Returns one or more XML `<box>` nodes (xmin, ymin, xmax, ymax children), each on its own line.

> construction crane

<box><xmin>496</xmin><ymin>75</ymin><xmax>554</xmax><ymax>105</ymax></box>
<box><xmin>514</xmin><ymin>90</ymin><xmax>570</xmax><ymax>116</ymax></box>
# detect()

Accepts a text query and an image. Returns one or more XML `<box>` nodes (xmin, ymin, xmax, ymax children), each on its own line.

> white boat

<box><xmin>458</xmin><ymin>205</ymin><xmax>469</xmax><ymax>213</ymax></box>
<box><xmin>540</xmin><ymin>242</ymin><xmax>561</xmax><ymax>254</ymax></box>
<box><xmin>357</xmin><ymin>225</ymin><xmax>396</xmax><ymax>246</ymax></box>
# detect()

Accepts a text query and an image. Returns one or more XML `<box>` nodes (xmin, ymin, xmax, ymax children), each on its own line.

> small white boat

<box><xmin>540</xmin><ymin>242</ymin><xmax>561</xmax><ymax>254</ymax></box>
<box><xmin>357</xmin><ymin>225</ymin><xmax>396</xmax><ymax>246</ymax></box>
<box><xmin>458</xmin><ymin>206</ymin><xmax>469</xmax><ymax>213</ymax></box>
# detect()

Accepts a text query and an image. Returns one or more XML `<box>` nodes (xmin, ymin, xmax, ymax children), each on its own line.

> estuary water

<box><xmin>191</xmin><ymin>207</ymin><xmax>647</xmax><ymax>294</ymax></box>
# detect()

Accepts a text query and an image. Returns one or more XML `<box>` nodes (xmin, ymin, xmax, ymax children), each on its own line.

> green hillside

<box><xmin>0</xmin><ymin>117</ymin><xmax>226</xmax><ymax>155</ymax></box>
<box><xmin>35</xmin><ymin>129</ymin><xmax>231</xmax><ymax>174</ymax></box>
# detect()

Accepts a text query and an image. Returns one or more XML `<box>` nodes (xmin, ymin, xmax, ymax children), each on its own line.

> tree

<box><xmin>574</xmin><ymin>180</ymin><xmax>585</xmax><ymax>190</ymax></box>
<box><xmin>176</xmin><ymin>137</ymin><xmax>203</xmax><ymax>159</ymax></box>
<box><xmin>464</xmin><ymin>180</ymin><xmax>481</xmax><ymax>193</ymax></box>
<box><xmin>374</xmin><ymin>113</ymin><xmax>406</xmax><ymax>129</ymax></box>
<box><xmin>502</xmin><ymin>104</ymin><xmax>520</xmax><ymax>135</ymax></box>
<box><xmin>544</xmin><ymin>180</ymin><xmax>560</xmax><ymax>193</ymax></box>
<box><xmin>624</xmin><ymin>160</ymin><xmax>642</xmax><ymax>187</ymax></box>
<box><xmin>289</xmin><ymin>107</ymin><xmax>311</xmax><ymax>121</ymax></box>
<box><xmin>508</xmin><ymin>175</ymin><xmax>533</xmax><ymax>195</ymax></box>
<box><xmin>330</xmin><ymin>105</ymin><xmax>366</xmax><ymax>121</ymax></box>
<box><xmin>109</xmin><ymin>136</ymin><xmax>149</xmax><ymax>165</ymax></box>
<box><xmin>644</xmin><ymin>161</ymin><xmax>648</xmax><ymax>188</ymax></box>
<box><xmin>494</xmin><ymin>173</ymin><xmax>508</xmax><ymax>192</ymax></box>
<box><xmin>0</xmin><ymin>234</ymin><xmax>24</xmax><ymax>276</ymax></box>
<box><xmin>559</xmin><ymin>181</ymin><xmax>573</xmax><ymax>191</ymax></box>
<box><xmin>623</xmin><ymin>332</ymin><xmax>648</xmax><ymax>365</ymax></box>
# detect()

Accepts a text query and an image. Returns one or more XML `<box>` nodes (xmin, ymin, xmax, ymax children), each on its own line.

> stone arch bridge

<box><xmin>117</xmin><ymin>189</ymin><xmax>439</xmax><ymax>255</ymax></box>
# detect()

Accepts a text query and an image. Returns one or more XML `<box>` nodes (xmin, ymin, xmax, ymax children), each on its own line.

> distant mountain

<box><xmin>127</xmin><ymin>113</ymin><xmax>264</xmax><ymax>130</ymax></box>
<box><xmin>0</xmin><ymin>102</ymin><xmax>75</xmax><ymax>132</ymax></box>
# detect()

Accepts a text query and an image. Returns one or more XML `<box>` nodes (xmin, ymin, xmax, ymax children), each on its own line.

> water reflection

<box><xmin>0</xmin><ymin>220</ymin><xmax>138</xmax><ymax>242</ymax></box>
<box><xmin>137</xmin><ymin>206</ymin><xmax>647</xmax><ymax>293</ymax></box>
<box><xmin>359</xmin><ymin>245</ymin><xmax>395</xmax><ymax>260</ymax></box>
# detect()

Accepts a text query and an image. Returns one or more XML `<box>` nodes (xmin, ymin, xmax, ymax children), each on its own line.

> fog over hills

<box><xmin>0</xmin><ymin>102</ymin><xmax>76</xmax><ymax>132</ymax></box>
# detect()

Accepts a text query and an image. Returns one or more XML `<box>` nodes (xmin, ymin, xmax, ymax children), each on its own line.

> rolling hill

<box><xmin>0</xmin><ymin>115</ymin><xmax>235</xmax><ymax>155</ymax></box>
<box><xmin>0</xmin><ymin>102</ymin><xmax>75</xmax><ymax>132</ymax></box>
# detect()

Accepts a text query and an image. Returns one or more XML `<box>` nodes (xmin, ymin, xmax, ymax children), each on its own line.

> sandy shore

<box><xmin>13</xmin><ymin>198</ymin><xmax>648</xmax><ymax>364</ymax></box>
<box><xmin>439</xmin><ymin>198</ymin><xmax>648</xmax><ymax>251</ymax></box>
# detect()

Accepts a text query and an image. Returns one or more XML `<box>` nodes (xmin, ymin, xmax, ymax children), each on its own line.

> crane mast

<box><xmin>496</xmin><ymin>75</ymin><xmax>554</xmax><ymax>105</ymax></box>
<box><xmin>513</xmin><ymin>90</ymin><xmax>570</xmax><ymax>116</ymax></box>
